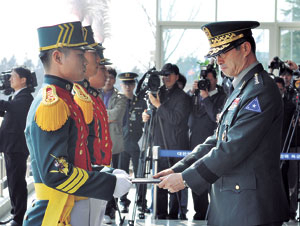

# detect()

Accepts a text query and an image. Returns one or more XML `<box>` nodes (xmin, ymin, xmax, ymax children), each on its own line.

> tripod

<box><xmin>128</xmin><ymin>103</ymin><xmax>156</xmax><ymax>226</ymax></box>
<box><xmin>128</xmin><ymin>96</ymin><xmax>185</xmax><ymax>225</ymax></box>
<box><xmin>280</xmin><ymin>91</ymin><xmax>300</xmax><ymax>221</ymax></box>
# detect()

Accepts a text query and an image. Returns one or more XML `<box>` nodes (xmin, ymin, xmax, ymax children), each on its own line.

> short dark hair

<box><xmin>39</xmin><ymin>48</ymin><xmax>71</xmax><ymax>69</ymax></box>
<box><xmin>106</xmin><ymin>66</ymin><xmax>117</xmax><ymax>78</ymax></box>
<box><xmin>206</xmin><ymin>68</ymin><xmax>217</xmax><ymax>79</ymax></box>
<box><xmin>177</xmin><ymin>73</ymin><xmax>187</xmax><ymax>88</ymax></box>
<box><xmin>12</xmin><ymin>66</ymin><xmax>35</xmax><ymax>92</ymax></box>
<box><xmin>274</xmin><ymin>76</ymin><xmax>285</xmax><ymax>87</ymax></box>
<box><xmin>235</xmin><ymin>36</ymin><xmax>256</xmax><ymax>54</ymax></box>
<box><xmin>279</xmin><ymin>67</ymin><xmax>293</xmax><ymax>77</ymax></box>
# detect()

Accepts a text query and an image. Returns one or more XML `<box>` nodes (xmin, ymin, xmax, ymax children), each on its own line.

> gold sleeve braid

<box><xmin>56</xmin><ymin>167</ymin><xmax>89</xmax><ymax>193</ymax></box>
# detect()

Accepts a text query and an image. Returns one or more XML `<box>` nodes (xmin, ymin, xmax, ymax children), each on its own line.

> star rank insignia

<box><xmin>245</xmin><ymin>97</ymin><xmax>261</xmax><ymax>113</ymax></box>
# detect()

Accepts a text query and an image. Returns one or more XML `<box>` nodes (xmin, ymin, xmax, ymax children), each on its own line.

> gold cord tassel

<box><xmin>35</xmin><ymin>85</ymin><xmax>70</xmax><ymax>131</ymax></box>
<box><xmin>73</xmin><ymin>83</ymin><xmax>93</xmax><ymax>124</ymax></box>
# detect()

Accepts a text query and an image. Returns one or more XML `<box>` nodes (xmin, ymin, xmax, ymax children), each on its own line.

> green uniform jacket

<box><xmin>172</xmin><ymin>64</ymin><xmax>289</xmax><ymax>226</ymax></box>
<box><xmin>23</xmin><ymin>75</ymin><xmax>116</xmax><ymax>226</ymax></box>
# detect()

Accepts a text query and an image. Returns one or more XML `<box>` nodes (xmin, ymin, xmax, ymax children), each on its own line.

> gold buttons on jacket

<box><xmin>80</xmin><ymin>150</ymin><xmax>83</xmax><ymax>155</ymax></box>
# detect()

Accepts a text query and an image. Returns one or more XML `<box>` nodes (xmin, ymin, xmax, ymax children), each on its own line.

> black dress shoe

<box><xmin>8</xmin><ymin>220</ymin><xmax>21</xmax><ymax>226</ymax></box>
<box><xmin>168</xmin><ymin>214</ymin><xmax>178</xmax><ymax>220</ymax></box>
<box><xmin>120</xmin><ymin>198</ymin><xmax>131</xmax><ymax>207</ymax></box>
<box><xmin>179</xmin><ymin>213</ymin><xmax>187</xmax><ymax>220</ymax></box>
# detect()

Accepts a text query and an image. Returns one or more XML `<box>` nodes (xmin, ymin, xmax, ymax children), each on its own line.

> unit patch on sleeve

<box><xmin>244</xmin><ymin>97</ymin><xmax>261</xmax><ymax>113</ymax></box>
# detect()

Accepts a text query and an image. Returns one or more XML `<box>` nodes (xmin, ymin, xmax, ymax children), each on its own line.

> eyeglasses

<box><xmin>212</xmin><ymin>46</ymin><xmax>235</xmax><ymax>61</ymax></box>
<box><xmin>211</xmin><ymin>42</ymin><xmax>243</xmax><ymax>61</ymax></box>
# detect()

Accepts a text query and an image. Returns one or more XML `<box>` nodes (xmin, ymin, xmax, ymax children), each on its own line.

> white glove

<box><xmin>112</xmin><ymin>169</ymin><xmax>128</xmax><ymax>175</ymax></box>
<box><xmin>113</xmin><ymin>173</ymin><xmax>132</xmax><ymax>198</ymax></box>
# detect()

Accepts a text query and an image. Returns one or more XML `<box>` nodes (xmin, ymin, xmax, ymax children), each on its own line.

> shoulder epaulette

<box><xmin>73</xmin><ymin>83</ymin><xmax>93</xmax><ymax>124</ymax></box>
<box><xmin>35</xmin><ymin>85</ymin><xmax>70</xmax><ymax>131</ymax></box>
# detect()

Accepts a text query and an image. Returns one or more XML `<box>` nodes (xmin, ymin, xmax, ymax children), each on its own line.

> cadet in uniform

<box><xmin>23</xmin><ymin>21</ymin><xmax>131</xmax><ymax>226</ymax></box>
<box><xmin>118</xmin><ymin>72</ymin><xmax>147</xmax><ymax>213</ymax></box>
<box><xmin>154</xmin><ymin>21</ymin><xmax>289</xmax><ymax>226</ymax></box>
<box><xmin>71</xmin><ymin>25</ymin><xmax>117</xmax><ymax>226</ymax></box>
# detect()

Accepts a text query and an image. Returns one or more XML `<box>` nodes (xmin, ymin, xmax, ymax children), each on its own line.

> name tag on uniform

<box><xmin>228</xmin><ymin>98</ymin><xmax>240</xmax><ymax>111</ymax></box>
<box><xmin>130</xmin><ymin>112</ymin><xmax>136</xmax><ymax>121</ymax></box>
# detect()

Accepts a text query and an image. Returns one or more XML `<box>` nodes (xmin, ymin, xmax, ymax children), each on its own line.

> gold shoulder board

<box><xmin>73</xmin><ymin>83</ymin><xmax>93</xmax><ymax>124</ymax></box>
<box><xmin>35</xmin><ymin>85</ymin><xmax>71</xmax><ymax>131</ymax></box>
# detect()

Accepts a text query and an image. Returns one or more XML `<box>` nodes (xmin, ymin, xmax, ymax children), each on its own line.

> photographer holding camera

<box><xmin>275</xmin><ymin>59</ymin><xmax>300</xmax><ymax>221</ymax></box>
<box><xmin>0</xmin><ymin>66</ymin><xmax>35</xmax><ymax>226</ymax></box>
<box><xmin>187</xmin><ymin>64</ymin><xmax>226</xmax><ymax>220</ymax></box>
<box><xmin>142</xmin><ymin>63</ymin><xmax>191</xmax><ymax>219</ymax></box>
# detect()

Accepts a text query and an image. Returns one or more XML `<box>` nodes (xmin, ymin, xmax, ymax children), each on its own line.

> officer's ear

<box><xmin>242</xmin><ymin>42</ymin><xmax>251</xmax><ymax>57</ymax></box>
<box><xmin>52</xmin><ymin>50</ymin><xmax>63</xmax><ymax>65</ymax></box>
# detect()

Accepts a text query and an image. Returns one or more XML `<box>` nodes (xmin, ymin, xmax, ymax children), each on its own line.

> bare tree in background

<box><xmin>136</xmin><ymin>0</ymin><xmax>200</xmax><ymax>66</ymax></box>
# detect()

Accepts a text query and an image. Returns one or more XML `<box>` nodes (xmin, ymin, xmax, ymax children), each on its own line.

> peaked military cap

<box><xmin>118</xmin><ymin>72</ymin><xmax>138</xmax><ymax>83</ymax></box>
<box><xmin>82</xmin><ymin>25</ymin><xmax>98</xmax><ymax>50</ymax></box>
<box><xmin>37</xmin><ymin>21</ymin><xmax>88</xmax><ymax>52</ymax></box>
<box><xmin>201</xmin><ymin>21</ymin><xmax>260</xmax><ymax>58</ymax></box>
<box><xmin>96</xmin><ymin>43</ymin><xmax>112</xmax><ymax>65</ymax></box>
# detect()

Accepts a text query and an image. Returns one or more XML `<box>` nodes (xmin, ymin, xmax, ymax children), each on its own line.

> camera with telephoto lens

<box><xmin>0</xmin><ymin>70</ymin><xmax>38</xmax><ymax>96</ymax></box>
<box><xmin>0</xmin><ymin>70</ymin><xmax>13</xmax><ymax>95</ymax></box>
<box><xmin>197</xmin><ymin>64</ymin><xmax>214</xmax><ymax>90</ymax></box>
<box><xmin>268</xmin><ymin>56</ymin><xmax>288</xmax><ymax>71</ymax></box>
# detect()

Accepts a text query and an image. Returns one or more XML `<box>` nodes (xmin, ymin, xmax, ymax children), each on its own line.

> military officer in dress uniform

<box><xmin>118</xmin><ymin>72</ymin><xmax>147</xmax><ymax>213</ymax></box>
<box><xmin>71</xmin><ymin>25</ymin><xmax>119</xmax><ymax>226</ymax></box>
<box><xmin>23</xmin><ymin>21</ymin><xmax>131</xmax><ymax>226</ymax></box>
<box><xmin>154</xmin><ymin>21</ymin><xmax>289</xmax><ymax>226</ymax></box>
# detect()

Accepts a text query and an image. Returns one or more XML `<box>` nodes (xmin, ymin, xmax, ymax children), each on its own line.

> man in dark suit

<box><xmin>0</xmin><ymin>66</ymin><xmax>34</xmax><ymax>226</ymax></box>
<box><xmin>155</xmin><ymin>21</ymin><xmax>289</xmax><ymax>226</ymax></box>
<box><xmin>142</xmin><ymin>63</ymin><xmax>191</xmax><ymax>219</ymax></box>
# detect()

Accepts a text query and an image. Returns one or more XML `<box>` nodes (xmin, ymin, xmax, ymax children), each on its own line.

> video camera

<box><xmin>136</xmin><ymin>67</ymin><xmax>162</xmax><ymax>99</ymax></box>
<box><xmin>0</xmin><ymin>70</ymin><xmax>38</xmax><ymax>96</ymax></box>
<box><xmin>0</xmin><ymin>71</ymin><xmax>13</xmax><ymax>95</ymax></box>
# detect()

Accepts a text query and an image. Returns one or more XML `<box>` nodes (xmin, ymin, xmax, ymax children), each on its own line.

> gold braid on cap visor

<box><xmin>203</xmin><ymin>27</ymin><xmax>245</xmax><ymax>48</ymax></box>
<box><xmin>203</xmin><ymin>27</ymin><xmax>245</xmax><ymax>56</ymax></box>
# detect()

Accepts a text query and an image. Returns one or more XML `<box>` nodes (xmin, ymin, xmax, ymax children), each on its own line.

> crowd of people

<box><xmin>0</xmin><ymin>19</ymin><xmax>299</xmax><ymax>226</ymax></box>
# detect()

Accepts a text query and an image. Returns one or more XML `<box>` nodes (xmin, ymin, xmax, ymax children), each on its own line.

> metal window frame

<box><xmin>155</xmin><ymin>0</ymin><xmax>300</xmax><ymax>68</ymax></box>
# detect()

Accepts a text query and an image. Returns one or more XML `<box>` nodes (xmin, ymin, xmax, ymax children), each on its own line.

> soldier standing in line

<box><xmin>71</xmin><ymin>25</ymin><xmax>121</xmax><ymax>226</ymax></box>
<box><xmin>23</xmin><ymin>21</ymin><xmax>131</xmax><ymax>226</ymax></box>
<box><xmin>118</xmin><ymin>72</ymin><xmax>147</xmax><ymax>213</ymax></box>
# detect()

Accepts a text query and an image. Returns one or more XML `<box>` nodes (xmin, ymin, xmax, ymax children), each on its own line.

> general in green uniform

<box><xmin>155</xmin><ymin>21</ymin><xmax>289</xmax><ymax>226</ymax></box>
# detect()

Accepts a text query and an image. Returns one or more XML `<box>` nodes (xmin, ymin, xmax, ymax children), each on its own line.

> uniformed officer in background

<box><xmin>24</xmin><ymin>21</ymin><xmax>131</xmax><ymax>226</ymax></box>
<box><xmin>118</xmin><ymin>72</ymin><xmax>147</xmax><ymax>213</ymax></box>
<box><xmin>154</xmin><ymin>21</ymin><xmax>289</xmax><ymax>226</ymax></box>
